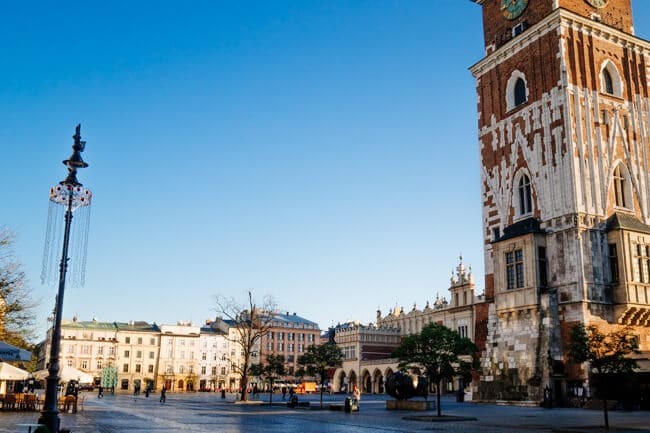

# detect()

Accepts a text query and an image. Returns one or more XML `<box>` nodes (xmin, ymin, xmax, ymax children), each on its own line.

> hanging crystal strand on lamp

<box><xmin>38</xmin><ymin>124</ymin><xmax>92</xmax><ymax>433</ymax></box>
<box><xmin>41</xmin><ymin>126</ymin><xmax>93</xmax><ymax>288</ymax></box>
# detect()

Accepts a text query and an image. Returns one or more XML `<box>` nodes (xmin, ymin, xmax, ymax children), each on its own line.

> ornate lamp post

<box><xmin>38</xmin><ymin>125</ymin><xmax>92</xmax><ymax>433</ymax></box>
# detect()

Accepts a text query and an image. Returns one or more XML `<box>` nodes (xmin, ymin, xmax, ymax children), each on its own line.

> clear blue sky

<box><xmin>3</xmin><ymin>1</ymin><xmax>650</xmax><ymax>340</ymax></box>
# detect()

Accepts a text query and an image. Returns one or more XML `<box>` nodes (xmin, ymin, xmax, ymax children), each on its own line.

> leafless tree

<box><xmin>0</xmin><ymin>228</ymin><xmax>36</xmax><ymax>348</ymax></box>
<box><xmin>215</xmin><ymin>291</ymin><xmax>275</xmax><ymax>401</ymax></box>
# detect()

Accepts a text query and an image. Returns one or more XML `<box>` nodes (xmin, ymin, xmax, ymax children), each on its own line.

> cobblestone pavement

<box><xmin>1</xmin><ymin>393</ymin><xmax>649</xmax><ymax>433</ymax></box>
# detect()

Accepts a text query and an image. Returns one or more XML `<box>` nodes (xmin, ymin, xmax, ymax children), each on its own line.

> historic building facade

<box><xmin>332</xmin><ymin>258</ymin><xmax>480</xmax><ymax>395</ymax></box>
<box><xmin>40</xmin><ymin>318</ymin><xmax>119</xmax><ymax>385</ymax></box>
<box><xmin>259</xmin><ymin>312</ymin><xmax>320</xmax><ymax>379</ymax></box>
<box><xmin>157</xmin><ymin>323</ymin><xmax>200</xmax><ymax>392</ymax></box>
<box><xmin>198</xmin><ymin>318</ymin><xmax>253</xmax><ymax>392</ymax></box>
<box><xmin>114</xmin><ymin>321</ymin><xmax>160</xmax><ymax>392</ymax></box>
<box><xmin>470</xmin><ymin>0</ymin><xmax>650</xmax><ymax>403</ymax></box>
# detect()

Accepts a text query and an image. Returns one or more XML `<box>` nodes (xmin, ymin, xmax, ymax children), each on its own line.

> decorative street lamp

<box><xmin>38</xmin><ymin>125</ymin><xmax>92</xmax><ymax>433</ymax></box>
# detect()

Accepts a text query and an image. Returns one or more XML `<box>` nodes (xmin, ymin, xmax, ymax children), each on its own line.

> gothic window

<box><xmin>517</xmin><ymin>174</ymin><xmax>533</xmax><ymax>216</ymax></box>
<box><xmin>506</xmin><ymin>249</ymin><xmax>524</xmax><ymax>289</ymax></box>
<box><xmin>603</xmin><ymin>69</ymin><xmax>614</xmax><ymax>94</ymax></box>
<box><xmin>506</xmin><ymin>70</ymin><xmax>528</xmax><ymax>111</ymax></box>
<box><xmin>612</xmin><ymin>164</ymin><xmax>630</xmax><ymax>209</ymax></box>
<box><xmin>600</xmin><ymin>60</ymin><xmax>623</xmax><ymax>97</ymax></box>
<box><xmin>514</xmin><ymin>78</ymin><xmax>526</xmax><ymax>106</ymax></box>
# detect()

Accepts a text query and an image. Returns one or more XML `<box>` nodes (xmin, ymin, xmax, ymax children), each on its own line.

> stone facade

<box><xmin>471</xmin><ymin>0</ymin><xmax>650</xmax><ymax>403</ymax></box>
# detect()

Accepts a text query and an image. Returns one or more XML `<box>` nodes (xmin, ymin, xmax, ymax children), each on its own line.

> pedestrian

<box><xmin>352</xmin><ymin>385</ymin><xmax>361</xmax><ymax>409</ymax></box>
<box><xmin>160</xmin><ymin>386</ymin><xmax>166</xmax><ymax>403</ymax></box>
<box><xmin>281</xmin><ymin>386</ymin><xmax>287</xmax><ymax>400</ymax></box>
<box><xmin>252</xmin><ymin>383</ymin><xmax>259</xmax><ymax>400</ymax></box>
<box><xmin>98</xmin><ymin>385</ymin><xmax>103</xmax><ymax>399</ymax></box>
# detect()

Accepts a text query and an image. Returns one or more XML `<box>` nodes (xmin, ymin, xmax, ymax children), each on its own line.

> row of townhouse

<box><xmin>38</xmin><ymin>311</ymin><xmax>322</xmax><ymax>393</ymax></box>
<box><xmin>38</xmin><ymin>317</ymin><xmax>253</xmax><ymax>393</ymax></box>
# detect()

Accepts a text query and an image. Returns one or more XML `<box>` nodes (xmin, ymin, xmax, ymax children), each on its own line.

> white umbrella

<box><xmin>33</xmin><ymin>365</ymin><xmax>93</xmax><ymax>384</ymax></box>
<box><xmin>0</xmin><ymin>362</ymin><xmax>30</xmax><ymax>381</ymax></box>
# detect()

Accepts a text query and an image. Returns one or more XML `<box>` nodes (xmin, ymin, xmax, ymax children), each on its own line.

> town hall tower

<box><xmin>470</xmin><ymin>0</ymin><xmax>650</xmax><ymax>403</ymax></box>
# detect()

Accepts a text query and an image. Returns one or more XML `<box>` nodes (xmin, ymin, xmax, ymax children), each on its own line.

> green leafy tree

<box><xmin>392</xmin><ymin>322</ymin><xmax>476</xmax><ymax>417</ymax></box>
<box><xmin>567</xmin><ymin>324</ymin><xmax>640</xmax><ymax>430</ymax></box>
<box><xmin>251</xmin><ymin>354</ymin><xmax>286</xmax><ymax>405</ymax></box>
<box><xmin>0</xmin><ymin>228</ymin><xmax>35</xmax><ymax>348</ymax></box>
<box><xmin>298</xmin><ymin>343</ymin><xmax>343</xmax><ymax>408</ymax></box>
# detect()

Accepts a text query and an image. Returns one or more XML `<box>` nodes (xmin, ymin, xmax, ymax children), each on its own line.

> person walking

<box><xmin>352</xmin><ymin>385</ymin><xmax>361</xmax><ymax>411</ymax></box>
<box><xmin>281</xmin><ymin>386</ymin><xmax>287</xmax><ymax>401</ymax></box>
<box><xmin>97</xmin><ymin>385</ymin><xmax>103</xmax><ymax>398</ymax></box>
<box><xmin>160</xmin><ymin>386</ymin><xmax>166</xmax><ymax>403</ymax></box>
<box><xmin>252</xmin><ymin>383</ymin><xmax>259</xmax><ymax>400</ymax></box>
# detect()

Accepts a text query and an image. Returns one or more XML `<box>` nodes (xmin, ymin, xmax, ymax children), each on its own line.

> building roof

<box><xmin>61</xmin><ymin>320</ymin><xmax>117</xmax><ymax>330</ymax></box>
<box><xmin>607</xmin><ymin>212</ymin><xmax>650</xmax><ymax>234</ymax></box>
<box><xmin>115</xmin><ymin>321</ymin><xmax>160</xmax><ymax>332</ymax></box>
<box><xmin>494</xmin><ymin>217</ymin><xmax>545</xmax><ymax>242</ymax></box>
<box><xmin>267</xmin><ymin>312</ymin><xmax>319</xmax><ymax>329</ymax></box>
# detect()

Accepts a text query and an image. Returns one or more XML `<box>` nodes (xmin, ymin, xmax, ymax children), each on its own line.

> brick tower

<box><xmin>470</xmin><ymin>0</ymin><xmax>650</xmax><ymax>404</ymax></box>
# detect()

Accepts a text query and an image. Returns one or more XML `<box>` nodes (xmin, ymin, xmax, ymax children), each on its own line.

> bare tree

<box><xmin>215</xmin><ymin>291</ymin><xmax>275</xmax><ymax>401</ymax></box>
<box><xmin>0</xmin><ymin>228</ymin><xmax>36</xmax><ymax>348</ymax></box>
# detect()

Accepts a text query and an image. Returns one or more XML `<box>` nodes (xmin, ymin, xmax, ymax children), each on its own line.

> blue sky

<box><xmin>3</xmin><ymin>1</ymin><xmax>650</xmax><ymax>339</ymax></box>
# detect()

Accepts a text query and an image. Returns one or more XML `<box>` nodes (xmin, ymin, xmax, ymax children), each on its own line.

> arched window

<box><xmin>603</xmin><ymin>69</ymin><xmax>614</xmax><ymax>94</ymax></box>
<box><xmin>506</xmin><ymin>70</ymin><xmax>528</xmax><ymax>111</ymax></box>
<box><xmin>518</xmin><ymin>174</ymin><xmax>532</xmax><ymax>216</ymax></box>
<box><xmin>613</xmin><ymin>164</ymin><xmax>628</xmax><ymax>208</ymax></box>
<box><xmin>514</xmin><ymin>78</ymin><xmax>527</xmax><ymax>106</ymax></box>
<box><xmin>600</xmin><ymin>60</ymin><xmax>623</xmax><ymax>97</ymax></box>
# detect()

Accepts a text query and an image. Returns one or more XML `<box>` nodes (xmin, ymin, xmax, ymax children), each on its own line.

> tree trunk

<box><xmin>603</xmin><ymin>398</ymin><xmax>609</xmax><ymax>430</ymax></box>
<box><xmin>269</xmin><ymin>379</ymin><xmax>274</xmax><ymax>406</ymax></box>
<box><xmin>436</xmin><ymin>381</ymin><xmax>442</xmax><ymax>417</ymax></box>
<box><xmin>240</xmin><ymin>373</ymin><xmax>248</xmax><ymax>401</ymax></box>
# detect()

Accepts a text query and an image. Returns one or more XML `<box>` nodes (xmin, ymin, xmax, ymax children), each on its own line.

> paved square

<box><xmin>1</xmin><ymin>393</ymin><xmax>649</xmax><ymax>433</ymax></box>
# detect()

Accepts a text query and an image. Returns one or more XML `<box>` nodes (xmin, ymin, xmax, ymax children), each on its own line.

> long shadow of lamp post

<box><xmin>38</xmin><ymin>125</ymin><xmax>92</xmax><ymax>433</ymax></box>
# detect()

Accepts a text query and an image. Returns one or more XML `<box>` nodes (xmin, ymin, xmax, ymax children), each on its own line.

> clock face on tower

<box><xmin>585</xmin><ymin>0</ymin><xmax>608</xmax><ymax>8</ymax></box>
<box><xmin>501</xmin><ymin>0</ymin><xmax>529</xmax><ymax>20</ymax></box>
